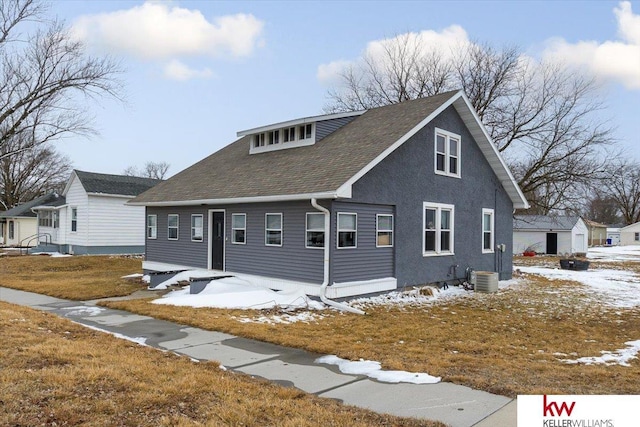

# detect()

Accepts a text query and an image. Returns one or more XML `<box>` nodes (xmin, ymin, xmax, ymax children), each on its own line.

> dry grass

<box><xmin>102</xmin><ymin>264</ymin><xmax>640</xmax><ymax>398</ymax></box>
<box><xmin>0</xmin><ymin>255</ymin><xmax>146</xmax><ymax>300</ymax></box>
<box><xmin>0</xmin><ymin>301</ymin><xmax>443</xmax><ymax>427</ymax></box>
<box><xmin>3</xmin><ymin>255</ymin><xmax>639</xmax><ymax>399</ymax></box>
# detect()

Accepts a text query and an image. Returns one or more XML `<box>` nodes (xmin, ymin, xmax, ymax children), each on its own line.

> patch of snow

<box><xmin>153</xmin><ymin>276</ymin><xmax>325</xmax><ymax>310</ymax></box>
<box><xmin>121</xmin><ymin>273</ymin><xmax>143</xmax><ymax>279</ymax></box>
<box><xmin>587</xmin><ymin>245</ymin><xmax>640</xmax><ymax>262</ymax></box>
<box><xmin>33</xmin><ymin>252</ymin><xmax>71</xmax><ymax>257</ymax></box>
<box><xmin>316</xmin><ymin>355</ymin><xmax>441</xmax><ymax>384</ymax></box>
<box><xmin>517</xmin><ymin>266</ymin><xmax>640</xmax><ymax>308</ymax></box>
<box><xmin>561</xmin><ymin>340</ymin><xmax>640</xmax><ymax>367</ymax></box>
<box><xmin>235</xmin><ymin>311</ymin><xmax>325</xmax><ymax>324</ymax></box>
<box><xmin>76</xmin><ymin>322</ymin><xmax>148</xmax><ymax>346</ymax></box>
<box><xmin>153</xmin><ymin>269</ymin><xmax>220</xmax><ymax>290</ymax></box>
<box><xmin>62</xmin><ymin>306</ymin><xmax>105</xmax><ymax>317</ymax></box>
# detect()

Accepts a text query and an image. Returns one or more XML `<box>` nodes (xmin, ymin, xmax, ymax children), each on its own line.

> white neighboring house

<box><xmin>0</xmin><ymin>193</ymin><xmax>61</xmax><ymax>247</ymax></box>
<box><xmin>513</xmin><ymin>215</ymin><xmax>589</xmax><ymax>255</ymax></box>
<box><xmin>32</xmin><ymin>170</ymin><xmax>161</xmax><ymax>255</ymax></box>
<box><xmin>620</xmin><ymin>222</ymin><xmax>640</xmax><ymax>246</ymax></box>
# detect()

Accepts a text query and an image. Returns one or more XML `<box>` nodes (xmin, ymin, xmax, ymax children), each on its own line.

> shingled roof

<box><xmin>0</xmin><ymin>193</ymin><xmax>65</xmax><ymax>218</ymax></box>
<box><xmin>130</xmin><ymin>90</ymin><xmax>528</xmax><ymax>208</ymax></box>
<box><xmin>72</xmin><ymin>170</ymin><xmax>162</xmax><ymax>197</ymax></box>
<box><xmin>513</xmin><ymin>215</ymin><xmax>582</xmax><ymax>231</ymax></box>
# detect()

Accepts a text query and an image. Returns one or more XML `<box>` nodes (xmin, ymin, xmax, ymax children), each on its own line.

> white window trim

<box><xmin>305</xmin><ymin>212</ymin><xmax>325</xmax><ymax>249</ymax></box>
<box><xmin>423</xmin><ymin>202</ymin><xmax>455</xmax><ymax>257</ymax></box>
<box><xmin>482</xmin><ymin>208</ymin><xmax>494</xmax><ymax>253</ymax></box>
<box><xmin>265</xmin><ymin>213</ymin><xmax>283</xmax><ymax>247</ymax></box>
<box><xmin>191</xmin><ymin>214</ymin><xmax>204</xmax><ymax>242</ymax></box>
<box><xmin>168</xmin><ymin>214</ymin><xmax>179</xmax><ymax>241</ymax></box>
<box><xmin>231</xmin><ymin>213</ymin><xmax>246</xmax><ymax>245</ymax></box>
<box><xmin>147</xmin><ymin>214</ymin><xmax>157</xmax><ymax>240</ymax></box>
<box><xmin>337</xmin><ymin>212</ymin><xmax>358</xmax><ymax>249</ymax></box>
<box><xmin>376</xmin><ymin>214</ymin><xmax>394</xmax><ymax>248</ymax></box>
<box><xmin>434</xmin><ymin>127</ymin><xmax>461</xmax><ymax>178</ymax></box>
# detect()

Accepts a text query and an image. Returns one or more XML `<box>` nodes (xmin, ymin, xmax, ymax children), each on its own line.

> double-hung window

<box><xmin>168</xmin><ymin>214</ymin><xmax>179</xmax><ymax>240</ymax></box>
<box><xmin>191</xmin><ymin>214</ymin><xmax>203</xmax><ymax>241</ymax></box>
<box><xmin>482</xmin><ymin>209</ymin><xmax>494</xmax><ymax>253</ymax></box>
<box><xmin>376</xmin><ymin>214</ymin><xmax>394</xmax><ymax>247</ymax></box>
<box><xmin>265</xmin><ymin>213</ymin><xmax>282</xmax><ymax>246</ymax></box>
<box><xmin>299</xmin><ymin>123</ymin><xmax>312</xmax><ymax>140</ymax></box>
<box><xmin>147</xmin><ymin>215</ymin><xmax>157</xmax><ymax>239</ymax></box>
<box><xmin>435</xmin><ymin>128</ymin><xmax>460</xmax><ymax>178</ymax></box>
<box><xmin>71</xmin><ymin>208</ymin><xmax>78</xmax><ymax>232</ymax></box>
<box><xmin>306</xmin><ymin>213</ymin><xmax>325</xmax><ymax>248</ymax></box>
<box><xmin>337</xmin><ymin>213</ymin><xmax>357</xmax><ymax>248</ymax></box>
<box><xmin>232</xmin><ymin>213</ymin><xmax>246</xmax><ymax>244</ymax></box>
<box><xmin>423</xmin><ymin>202</ymin><xmax>454</xmax><ymax>256</ymax></box>
<box><xmin>635</xmin><ymin>232</ymin><xmax>640</xmax><ymax>242</ymax></box>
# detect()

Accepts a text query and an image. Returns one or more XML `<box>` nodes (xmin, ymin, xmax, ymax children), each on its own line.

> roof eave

<box><xmin>128</xmin><ymin>191</ymin><xmax>345</xmax><ymax>207</ymax></box>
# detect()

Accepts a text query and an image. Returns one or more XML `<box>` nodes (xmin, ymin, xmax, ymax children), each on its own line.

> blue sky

<box><xmin>50</xmin><ymin>0</ymin><xmax>640</xmax><ymax>177</ymax></box>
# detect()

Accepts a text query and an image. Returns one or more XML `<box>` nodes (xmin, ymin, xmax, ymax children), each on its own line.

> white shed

<box><xmin>620</xmin><ymin>222</ymin><xmax>640</xmax><ymax>246</ymax></box>
<box><xmin>513</xmin><ymin>215</ymin><xmax>589</xmax><ymax>255</ymax></box>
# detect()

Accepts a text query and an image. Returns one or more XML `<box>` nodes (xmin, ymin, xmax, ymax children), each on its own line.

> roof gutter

<box><xmin>311</xmin><ymin>198</ymin><xmax>364</xmax><ymax>315</ymax></box>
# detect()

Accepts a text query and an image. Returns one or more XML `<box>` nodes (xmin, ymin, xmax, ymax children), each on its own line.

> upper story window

<box><xmin>635</xmin><ymin>232</ymin><xmax>639</xmax><ymax>242</ymax></box>
<box><xmin>434</xmin><ymin>128</ymin><xmax>461</xmax><ymax>178</ymax></box>
<box><xmin>248</xmin><ymin>123</ymin><xmax>315</xmax><ymax>154</ymax></box>
<box><xmin>423</xmin><ymin>202</ymin><xmax>454</xmax><ymax>256</ymax></box>
<box><xmin>168</xmin><ymin>214</ymin><xmax>179</xmax><ymax>240</ymax></box>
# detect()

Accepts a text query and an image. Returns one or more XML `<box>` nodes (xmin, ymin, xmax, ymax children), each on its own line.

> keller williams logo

<box><xmin>543</xmin><ymin>395</ymin><xmax>576</xmax><ymax>417</ymax></box>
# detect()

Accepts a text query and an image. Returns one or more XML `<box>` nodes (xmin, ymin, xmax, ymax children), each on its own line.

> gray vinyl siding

<box><xmin>330</xmin><ymin>202</ymin><xmax>395</xmax><ymax>283</ymax></box>
<box><xmin>225</xmin><ymin>201</ymin><xmax>324</xmax><ymax>283</ymax></box>
<box><xmin>146</xmin><ymin>206</ymin><xmax>209</xmax><ymax>268</ymax></box>
<box><xmin>146</xmin><ymin>201</ymin><xmax>325</xmax><ymax>283</ymax></box>
<box><xmin>349</xmin><ymin>105</ymin><xmax>514</xmax><ymax>286</ymax></box>
<box><xmin>316</xmin><ymin>116</ymin><xmax>358</xmax><ymax>142</ymax></box>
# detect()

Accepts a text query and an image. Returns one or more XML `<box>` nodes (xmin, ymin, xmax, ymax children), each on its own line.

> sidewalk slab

<box><xmin>473</xmin><ymin>399</ymin><xmax>516</xmax><ymax>427</ymax></box>
<box><xmin>157</xmin><ymin>327</ymin><xmax>236</xmax><ymax>350</ymax></box>
<box><xmin>318</xmin><ymin>380</ymin><xmax>511</xmax><ymax>427</ymax></box>
<box><xmin>238</xmin><ymin>358</ymin><xmax>362</xmax><ymax>394</ymax></box>
<box><xmin>175</xmin><ymin>342</ymin><xmax>279</xmax><ymax>367</ymax></box>
<box><xmin>0</xmin><ymin>287</ymin><xmax>67</xmax><ymax>309</ymax></box>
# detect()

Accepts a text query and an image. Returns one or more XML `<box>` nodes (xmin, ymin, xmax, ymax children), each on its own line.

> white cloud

<box><xmin>543</xmin><ymin>1</ymin><xmax>640</xmax><ymax>90</ymax></box>
<box><xmin>72</xmin><ymin>2</ymin><xmax>264</xmax><ymax>80</ymax></box>
<box><xmin>163</xmin><ymin>59</ymin><xmax>213</xmax><ymax>81</ymax></box>
<box><xmin>317</xmin><ymin>26</ymin><xmax>470</xmax><ymax>84</ymax></box>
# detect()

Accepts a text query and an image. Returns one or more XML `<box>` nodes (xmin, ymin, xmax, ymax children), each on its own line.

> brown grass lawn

<box><xmin>0</xmin><ymin>301</ymin><xmax>442</xmax><ymax>427</ymax></box>
<box><xmin>3</xmin><ymin>255</ymin><xmax>639</xmax><ymax>399</ymax></box>
<box><xmin>0</xmin><ymin>255</ymin><xmax>146</xmax><ymax>300</ymax></box>
<box><xmin>101</xmin><ymin>258</ymin><xmax>640</xmax><ymax>398</ymax></box>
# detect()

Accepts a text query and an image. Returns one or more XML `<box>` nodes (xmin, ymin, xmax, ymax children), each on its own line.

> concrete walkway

<box><xmin>0</xmin><ymin>287</ymin><xmax>516</xmax><ymax>427</ymax></box>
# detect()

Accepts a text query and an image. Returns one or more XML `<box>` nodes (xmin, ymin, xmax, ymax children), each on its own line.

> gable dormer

<box><xmin>239</xmin><ymin>111</ymin><xmax>364</xmax><ymax>154</ymax></box>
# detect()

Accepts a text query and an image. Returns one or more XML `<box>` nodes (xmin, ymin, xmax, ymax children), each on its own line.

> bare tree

<box><xmin>599</xmin><ymin>159</ymin><xmax>640</xmax><ymax>225</ymax></box>
<box><xmin>584</xmin><ymin>192</ymin><xmax>621</xmax><ymax>225</ymax></box>
<box><xmin>325</xmin><ymin>36</ymin><xmax>614</xmax><ymax>213</ymax></box>
<box><xmin>123</xmin><ymin>161</ymin><xmax>170</xmax><ymax>180</ymax></box>
<box><xmin>0</xmin><ymin>0</ymin><xmax>122</xmax><ymax>161</ymax></box>
<box><xmin>0</xmin><ymin>137</ymin><xmax>71</xmax><ymax>209</ymax></box>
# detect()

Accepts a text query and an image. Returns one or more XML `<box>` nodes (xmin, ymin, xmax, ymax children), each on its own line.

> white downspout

<box><xmin>311</xmin><ymin>198</ymin><xmax>365</xmax><ymax>315</ymax></box>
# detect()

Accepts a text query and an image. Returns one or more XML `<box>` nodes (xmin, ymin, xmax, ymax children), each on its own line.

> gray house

<box><xmin>131</xmin><ymin>90</ymin><xmax>528</xmax><ymax>298</ymax></box>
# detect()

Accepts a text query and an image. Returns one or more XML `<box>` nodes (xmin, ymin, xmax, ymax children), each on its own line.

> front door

<box><xmin>546</xmin><ymin>233</ymin><xmax>558</xmax><ymax>255</ymax></box>
<box><xmin>211</xmin><ymin>212</ymin><xmax>224</xmax><ymax>270</ymax></box>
